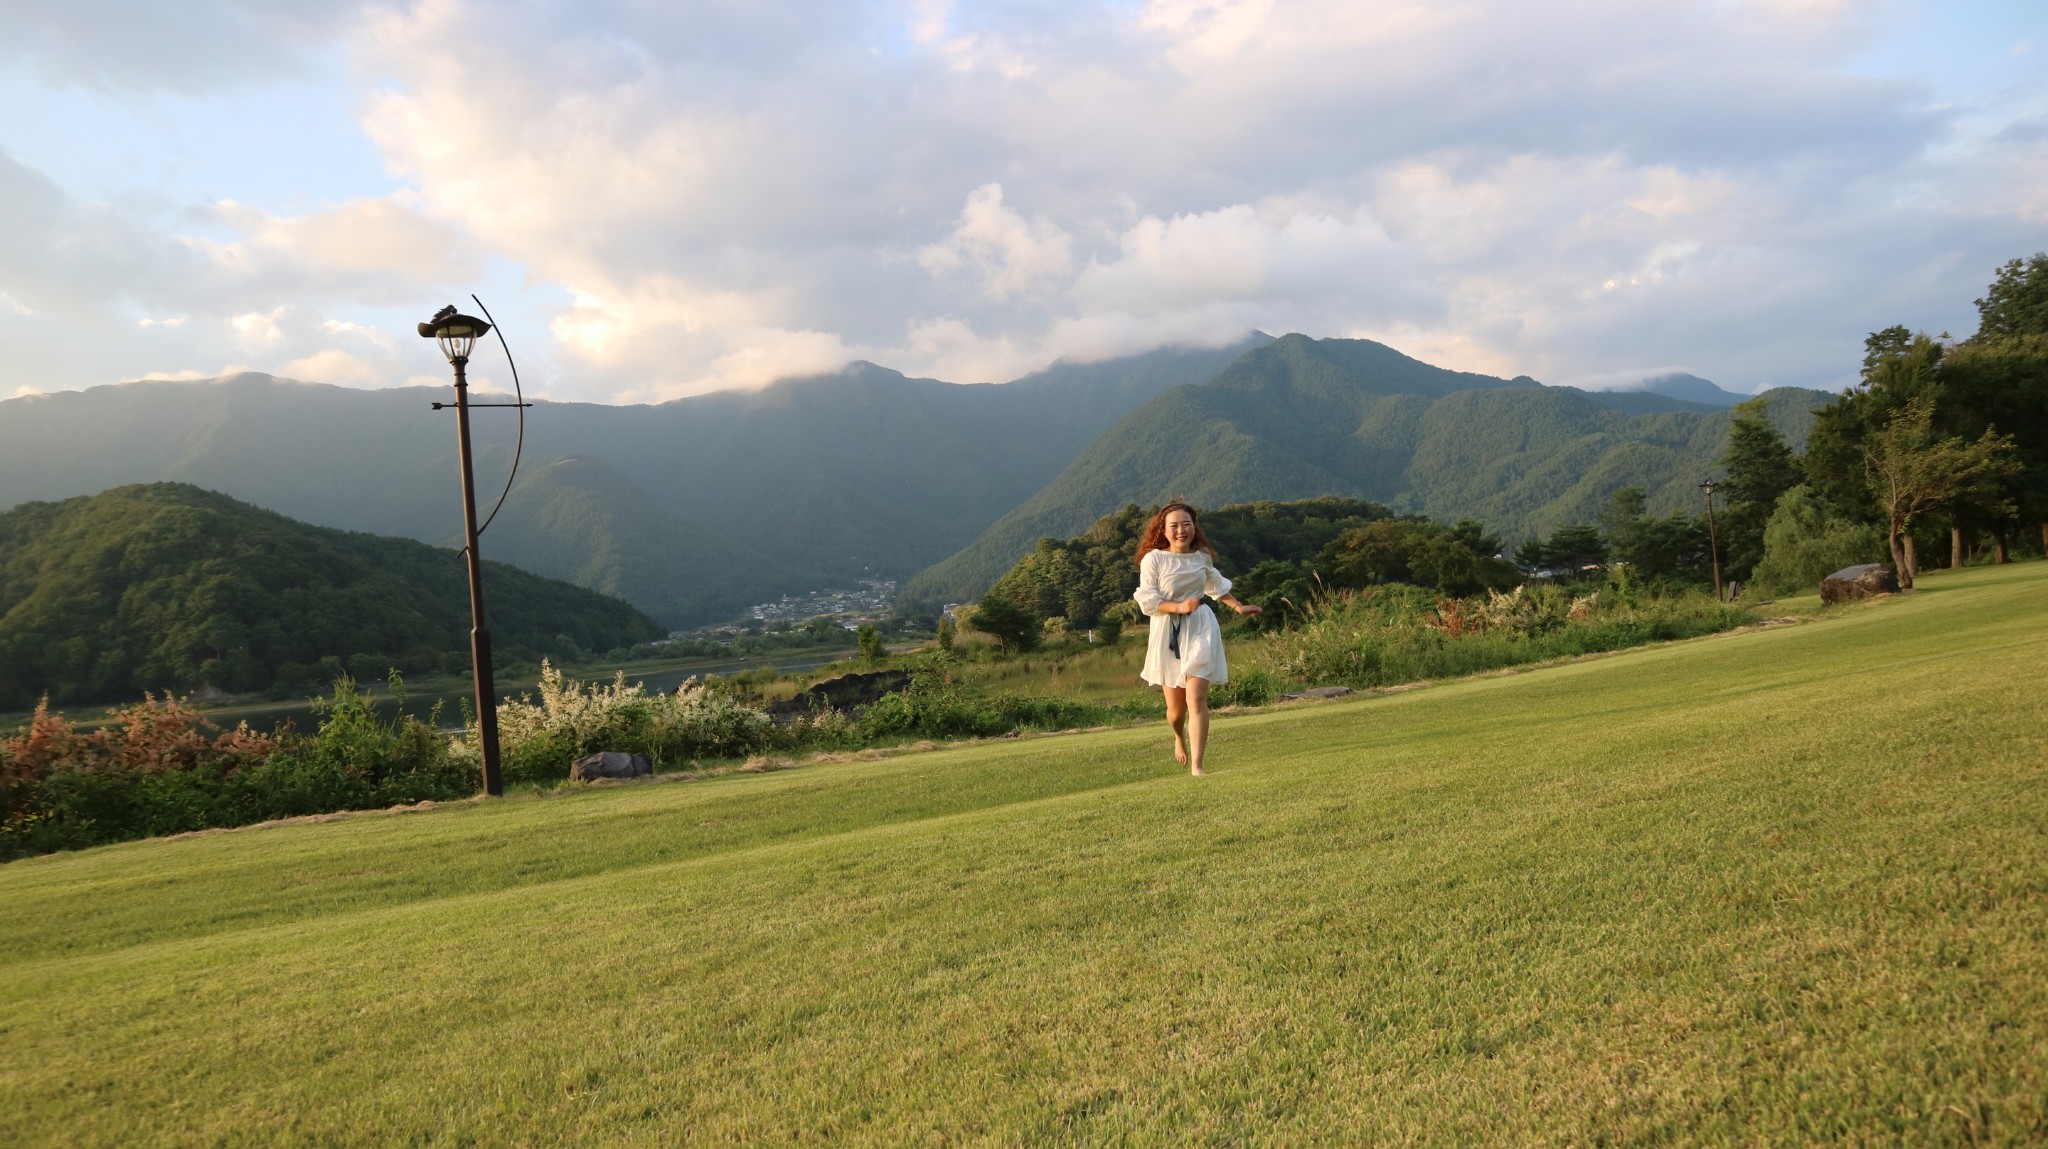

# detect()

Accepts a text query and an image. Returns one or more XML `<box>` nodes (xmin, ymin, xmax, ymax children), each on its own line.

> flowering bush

<box><xmin>1</xmin><ymin>676</ymin><xmax>470</xmax><ymax>860</ymax></box>
<box><xmin>476</xmin><ymin>661</ymin><xmax>775</xmax><ymax>784</ymax></box>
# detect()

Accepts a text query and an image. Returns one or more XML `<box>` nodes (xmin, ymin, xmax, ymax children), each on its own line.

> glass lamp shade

<box><xmin>418</xmin><ymin>310</ymin><xmax>492</xmax><ymax>364</ymax></box>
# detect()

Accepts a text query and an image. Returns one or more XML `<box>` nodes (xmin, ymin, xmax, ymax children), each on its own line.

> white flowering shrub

<box><xmin>469</xmin><ymin>661</ymin><xmax>774</xmax><ymax>784</ymax></box>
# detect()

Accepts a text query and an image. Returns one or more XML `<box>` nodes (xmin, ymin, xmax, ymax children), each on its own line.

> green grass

<box><xmin>2</xmin><ymin>563</ymin><xmax>2045</xmax><ymax>1145</ymax></box>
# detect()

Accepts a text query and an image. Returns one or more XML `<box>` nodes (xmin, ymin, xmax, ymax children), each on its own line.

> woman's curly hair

<box><xmin>1135</xmin><ymin>500</ymin><xmax>1217</xmax><ymax>568</ymax></box>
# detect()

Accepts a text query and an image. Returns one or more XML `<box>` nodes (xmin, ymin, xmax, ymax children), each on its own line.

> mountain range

<box><xmin>898</xmin><ymin>336</ymin><xmax>1826</xmax><ymax>611</ymax></box>
<box><xmin>0</xmin><ymin>333</ymin><xmax>1828</xmax><ymax>626</ymax></box>
<box><xmin>0</xmin><ymin>337</ymin><xmax>1267</xmax><ymax>625</ymax></box>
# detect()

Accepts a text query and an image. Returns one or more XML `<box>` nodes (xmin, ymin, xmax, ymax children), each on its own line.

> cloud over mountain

<box><xmin>2</xmin><ymin>0</ymin><xmax>2042</xmax><ymax>398</ymax></box>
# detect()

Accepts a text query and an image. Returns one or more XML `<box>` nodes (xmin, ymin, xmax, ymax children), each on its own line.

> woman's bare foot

<box><xmin>1189</xmin><ymin>765</ymin><xmax>1205</xmax><ymax>777</ymax></box>
<box><xmin>1173</xmin><ymin>734</ymin><xmax>1189</xmax><ymax>765</ymax></box>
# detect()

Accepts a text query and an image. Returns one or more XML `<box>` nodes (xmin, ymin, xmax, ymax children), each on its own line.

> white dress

<box><xmin>1135</xmin><ymin>549</ymin><xmax>1232</xmax><ymax>687</ymax></box>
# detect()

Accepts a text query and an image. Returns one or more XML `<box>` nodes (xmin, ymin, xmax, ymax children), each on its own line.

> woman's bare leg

<box><xmin>1184</xmin><ymin>676</ymin><xmax>1210</xmax><ymax>776</ymax></box>
<box><xmin>1164</xmin><ymin>686</ymin><xmax>1189</xmax><ymax>765</ymax></box>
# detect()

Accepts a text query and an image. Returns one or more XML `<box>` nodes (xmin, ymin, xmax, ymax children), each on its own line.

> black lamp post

<box><xmin>420</xmin><ymin>305</ymin><xmax>505</xmax><ymax>796</ymax></box>
<box><xmin>1699</xmin><ymin>478</ymin><xmax>1723</xmax><ymax>603</ymax></box>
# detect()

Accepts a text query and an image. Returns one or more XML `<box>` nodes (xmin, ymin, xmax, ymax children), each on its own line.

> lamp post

<box><xmin>420</xmin><ymin>305</ymin><xmax>505</xmax><ymax>797</ymax></box>
<box><xmin>1699</xmin><ymin>478</ymin><xmax>1723</xmax><ymax>603</ymax></box>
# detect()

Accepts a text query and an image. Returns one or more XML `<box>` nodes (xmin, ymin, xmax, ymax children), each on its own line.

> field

<box><xmin>1</xmin><ymin>563</ymin><xmax>2043</xmax><ymax>1145</ymax></box>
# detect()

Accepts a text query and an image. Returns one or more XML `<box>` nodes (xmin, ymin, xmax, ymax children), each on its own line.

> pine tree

<box><xmin>1719</xmin><ymin>398</ymin><xmax>1802</xmax><ymax>580</ymax></box>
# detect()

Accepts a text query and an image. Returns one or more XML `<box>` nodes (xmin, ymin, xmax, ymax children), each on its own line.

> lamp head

<box><xmin>419</xmin><ymin>304</ymin><xmax>492</xmax><ymax>363</ymax></box>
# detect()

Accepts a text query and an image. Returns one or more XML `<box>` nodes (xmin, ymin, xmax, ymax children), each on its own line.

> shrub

<box><xmin>1</xmin><ymin>675</ymin><xmax>470</xmax><ymax>861</ymax></box>
<box><xmin>478</xmin><ymin>661</ymin><xmax>775</xmax><ymax>784</ymax></box>
<box><xmin>1212</xmin><ymin>667</ymin><xmax>1278</xmax><ymax>708</ymax></box>
<box><xmin>1750</xmin><ymin>486</ymin><xmax>1888</xmax><ymax>596</ymax></box>
<box><xmin>1251</xmin><ymin>582</ymin><xmax>1748</xmax><ymax>691</ymax></box>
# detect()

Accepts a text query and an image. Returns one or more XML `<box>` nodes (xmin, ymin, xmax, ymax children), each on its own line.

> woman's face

<box><xmin>1164</xmin><ymin>509</ymin><xmax>1196</xmax><ymax>551</ymax></box>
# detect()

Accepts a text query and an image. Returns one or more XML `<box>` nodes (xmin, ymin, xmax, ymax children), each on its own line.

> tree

<box><xmin>1750</xmin><ymin>486</ymin><xmax>1886</xmax><ymax>595</ymax></box>
<box><xmin>1601</xmin><ymin>488</ymin><xmax>1707</xmax><ymax>582</ymax></box>
<box><xmin>1314</xmin><ymin>519</ymin><xmax>1510</xmax><ymax>595</ymax></box>
<box><xmin>1943</xmin><ymin>334</ymin><xmax>2048</xmax><ymax>560</ymax></box>
<box><xmin>1864</xmin><ymin>396</ymin><xmax>2021</xmax><ymax>589</ymax></box>
<box><xmin>1806</xmin><ymin>331</ymin><xmax>1947</xmax><ymax>517</ymax></box>
<box><xmin>1544</xmin><ymin>524</ymin><xmax>1608</xmax><ymax>574</ymax></box>
<box><xmin>856</xmin><ymin>622</ymin><xmax>883</xmax><ymax>664</ymax></box>
<box><xmin>964</xmin><ymin>593</ymin><xmax>1038</xmax><ymax>655</ymax></box>
<box><xmin>1973</xmin><ymin>253</ymin><xmax>2048</xmax><ymax>341</ymax></box>
<box><xmin>935</xmin><ymin>614</ymin><xmax>956</xmax><ymax>653</ymax></box>
<box><xmin>1718</xmin><ymin>398</ymin><xmax>1803</xmax><ymax>580</ymax></box>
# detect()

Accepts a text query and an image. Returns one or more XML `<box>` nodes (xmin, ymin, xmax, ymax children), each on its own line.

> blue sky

<box><xmin>1</xmin><ymin>0</ymin><xmax>2042</xmax><ymax>402</ymax></box>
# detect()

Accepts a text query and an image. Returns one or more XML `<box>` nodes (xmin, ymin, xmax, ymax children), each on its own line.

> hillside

<box><xmin>0</xmin><ymin>338</ymin><xmax>1267</xmax><ymax>626</ymax></box>
<box><xmin>0</xmin><ymin>484</ymin><xmax>663</xmax><ymax>708</ymax></box>
<box><xmin>2</xmin><ymin>563</ymin><xmax>2040</xmax><ymax>1142</ymax></box>
<box><xmin>900</xmin><ymin>335</ymin><xmax>1828</xmax><ymax>611</ymax></box>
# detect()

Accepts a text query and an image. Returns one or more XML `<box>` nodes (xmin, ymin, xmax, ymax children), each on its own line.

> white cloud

<box><xmin>918</xmin><ymin>184</ymin><xmax>1075</xmax><ymax>301</ymax></box>
<box><xmin>2</xmin><ymin>0</ymin><xmax>2044</xmax><ymax>399</ymax></box>
<box><xmin>280</xmin><ymin>347</ymin><xmax>383</xmax><ymax>387</ymax></box>
<box><xmin>200</xmin><ymin>196</ymin><xmax>482</xmax><ymax>302</ymax></box>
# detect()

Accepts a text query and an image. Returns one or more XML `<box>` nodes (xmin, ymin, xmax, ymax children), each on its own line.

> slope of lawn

<box><xmin>2</xmin><ymin>563</ymin><xmax>2044</xmax><ymax>1145</ymax></box>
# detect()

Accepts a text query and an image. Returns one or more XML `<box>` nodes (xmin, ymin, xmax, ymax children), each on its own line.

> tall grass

<box><xmin>1251</xmin><ymin>580</ymin><xmax>1751</xmax><ymax>689</ymax></box>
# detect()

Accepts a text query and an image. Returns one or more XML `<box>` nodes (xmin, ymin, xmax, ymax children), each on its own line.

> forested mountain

<box><xmin>0</xmin><ymin>484</ymin><xmax>662</xmax><ymax>709</ymax></box>
<box><xmin>0</xmin><ymin>336</ymin><xmax>1268</xmax><ymax>625</ymax></box>
<box><xmin>899</xmin><ymin>335</ymin><xmax>1828</xmax><ymax>612</ymax></box>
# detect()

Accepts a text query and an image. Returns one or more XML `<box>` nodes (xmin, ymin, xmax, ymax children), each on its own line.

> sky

<box><xmin>0</xmin><ymin>0</ymin><xmax>2041</xmax><ymax>403</ymax></box>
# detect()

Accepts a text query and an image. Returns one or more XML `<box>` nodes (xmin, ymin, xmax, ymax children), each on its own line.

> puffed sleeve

<box><xmin>1133</xmin><ymin>550</ymin><xmax>1167</xmax><ymax>616</ymax></box>
<box><xmin>1202</xmin><ymin>557</ymin><xmax>1231</xmax><ymax>599</ymax></box>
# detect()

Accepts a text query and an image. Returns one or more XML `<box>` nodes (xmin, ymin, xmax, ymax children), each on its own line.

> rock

<box><xmin>570</xmin><ymin>751</ymin><xmax>652</xmax><ymax>781</ymax></box>
<box><xmin>1820</xmin><ymin>563</ymin><xmax>1897</xmax><ymax>604</ymax></box>
<box><xmin>1278</xmin><ymin>686</ymin><xmax>1353</xmax><ymax>702</ymax></box>
<box><xmin>765</xmin><ymin>669</ymin><xmax>911</xmax><ymax>721</ymax></box>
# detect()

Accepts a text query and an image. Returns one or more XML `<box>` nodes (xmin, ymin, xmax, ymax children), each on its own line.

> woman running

<box><xmin>1133</xmin><ymin>502</ymin><xmax>1261</xmax><ymax>776</ymax></box>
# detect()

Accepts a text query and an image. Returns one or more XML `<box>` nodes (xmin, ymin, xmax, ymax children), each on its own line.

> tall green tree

<box><xmin>1942</xmin><ymin>334</ymin><xmax>2048</xmax><ymax>559</ymax></box>
<box><xmin>1601</xmin><ymin>488</ymin><xmax>1707</xmax><ymax>582</ymax></box>
<box><xmin>1864</xmin><ymin>396</ymin><xmax>2021</xmax><ymax>588</ymax></box>
<box><xmin>964</xmin><ymin>594</ymin><xmax>1038</xmax><ymax>655</ymax></box>
<box><xmin>1544</xmin><ymin>524</ymin><xmax>1608</xmax><ymax>574</ymax></box>
<box><xmin>1719</xmin><ymin>398</ymin><xmax>1803</xmax><ymax>580</ymax></box>
<box><xmin>1973</xmin><ymin>253</ymin><xmax>2048</xmax><ymax>340</ymax></box>
<box><xmin>1805</xmin><ymin>330</ymin><xmax>1946</xmax><ymax>518</ymax></box>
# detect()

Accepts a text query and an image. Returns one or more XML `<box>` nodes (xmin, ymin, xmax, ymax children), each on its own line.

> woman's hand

<box><xmin>1236</xmin><ymin>603</ymin><xmax>1263</xmax><ymax>618</ymax></box>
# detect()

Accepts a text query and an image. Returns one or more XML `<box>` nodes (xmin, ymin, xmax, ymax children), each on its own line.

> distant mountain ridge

<box><xmin>897</xmin><ymin>336</ymin><xmax>1827</xmax><ymax>612</ymax></box>
<box><xmin>2</xmin><ymin>334</ymin><xmax>1818</xmax><ymax>626</ymax></box>
<box><xmin>0</xmin><ymin>336</ymin><xmax>1269</xmax><ymax>625</ymax></box>
<box><xmin>1626</xmin><ymin>372</ymin><xmax>1750</xmax><ymax>407</ymax></box>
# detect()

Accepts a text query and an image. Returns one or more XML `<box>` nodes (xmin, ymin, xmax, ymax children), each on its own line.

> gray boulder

<box><xmin>1820</xmin><ymin>563</ymin><xmax>1897</xmax><ymax>604</ymax></box>
<box><xmin>570</xmin><ymin>751</ymin><xmax>653</xmax><ymax>782</ymax></box>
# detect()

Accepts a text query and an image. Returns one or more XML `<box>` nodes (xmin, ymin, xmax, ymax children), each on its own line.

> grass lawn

<box><xmin>2</xmin><ymin>563</ymin><xmax>2044</xmax><ymax>1145</ymax></box>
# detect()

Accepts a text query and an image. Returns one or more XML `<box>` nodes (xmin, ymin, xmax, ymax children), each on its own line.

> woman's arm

<box><xmin>1213</xmin><ymin>593</ymin><xmax>1263</xmax><ymax>618</ymax></box>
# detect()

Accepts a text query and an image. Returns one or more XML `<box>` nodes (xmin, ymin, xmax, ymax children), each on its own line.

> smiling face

<box><xmin>1164</xmin><ymin>507</ymin><xmax>1197</xmax><ymax>552</ymax></box>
